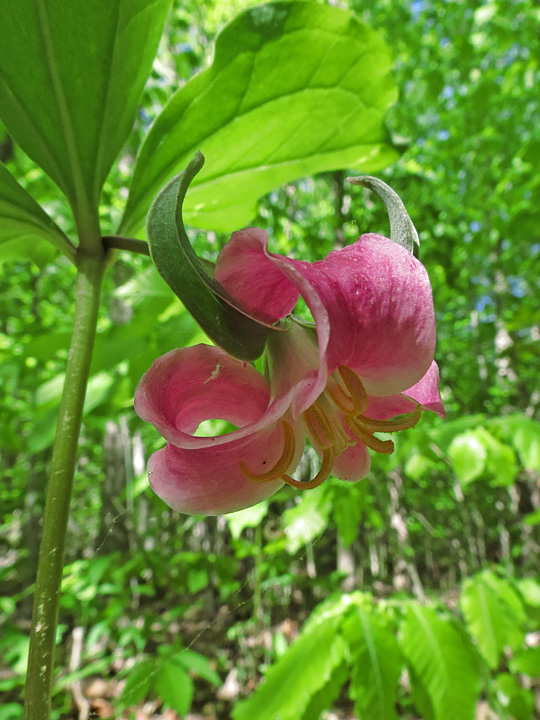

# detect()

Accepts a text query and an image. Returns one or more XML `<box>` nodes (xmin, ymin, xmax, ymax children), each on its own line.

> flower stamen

<box><xmin>303</xmin><ymin>403</ymin><xmax>335</xmax><ymax>450</ymax></box>
<box><xmin>239</xmin><ymin>421</ymin><xmax>296</xmax><ymax>483</ymax></box>
<box><xmin>328</xmin><ymin>366</ymin><xmax>368</xmax><ymax>416</ymax></box>
<box><xmin>358</xmin><ymin>404</ymin><xmax>422</xmax><ymax>433</ymax></box>
<box><xmin>346</xmin><ymin>418</ymin><xmax>395</xmax><ymax>454</ymax></box>
<box><xmin>281</xmin><ymin>448</ymin><xmax>334</xmax><ymax>489</ymax></box>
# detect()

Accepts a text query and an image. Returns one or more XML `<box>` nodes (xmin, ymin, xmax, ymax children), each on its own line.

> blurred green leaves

<box><xmin>120</xmin><ymin>0</ymin><xmax>398</xmax><ymax>235</ymax></box>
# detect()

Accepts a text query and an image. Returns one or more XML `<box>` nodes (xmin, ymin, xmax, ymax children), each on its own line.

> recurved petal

<box><xmin>147</xmin><ymin>421</ymin><xmax>304</xmax><ymax>515</ymax></box>
<box><xmin>134</xmin><ymin>344</ymin><xmax>291</xmax><ymax>449</ymax></box>
<box><xmin>364</xmin><ymin>360</ymin><xmax>445</xmax><ymax>419</ymax></box>
<box><xmin>215</xmin><ymin>227</ymin><xmax>299</xmax><ymax>323</ymax></box>
<box><xmin>403</xmin><ymin>360</ymin><xmax>446</xmax><ymax>417</ymax></box>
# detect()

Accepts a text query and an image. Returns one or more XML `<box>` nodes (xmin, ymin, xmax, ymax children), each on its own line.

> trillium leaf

<box><xmin>0</xmin><ymin>0</ymin><xmax>171</xmax><ymax>229</ymax></box>
<box><xmin>146</xmin><ymin>153</ymin><xmax>279</xmax><ymax>361</ymax></box>
<box><xmin>119</xmin><ymin>1</ymin><xmax>398</xmax><ymax>236</ymax></box>
<box><xmin>0</xmin><ymin>164</ymin><xmax>75</xmax><ymax>266</ymax></box>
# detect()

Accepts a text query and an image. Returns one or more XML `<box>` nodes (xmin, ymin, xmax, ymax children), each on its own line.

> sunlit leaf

<box><xmin>283</xmin><ymin>484</ymin><xmax>332</xmax><ymax>554</ymax></box>
<box><xmin>344</xmin><ymin>607</ymin><xmax>402</xmax><ymax>719</ymax></box>
<box><xmin>448</xmin><ymin>431</ymin><xmax>487</xmax><ymax>485</ymax></box>
<box><xmin>0</xmin><ymin>0</ymin><xmax>171</xmax><ymax>229</ymax></box>
<box><xmin>120</xmin><ymin>1</ymin><xmax>398</xmax><ymax>235</ymax></box>
<box><xmin>461</xmin><ymin>571</ymin><xmax>527</xmax><ymax>668</ymax></box>
<box><xmin>232</xmin><ymin>616</ymin><xmax>346</xmax><ymax>720</ymax></box>
<box><xmin>0</xmin><ymin>164</ymin><xmax>74</xmax><ymax>265</ymax></box>
<box><xmin>155</xmin><ymin>660</ymin><xmax>194</xmax><ymax>716</ymax></box>
<box><xmin>400</xmin><ymin>604</ymin><xmax>481</xmax><ymax>720</ymax></box>
<box><xmin>227</xmin><ymin>501</ymin><xmax>269</xmax><ymax>539</ymax></box>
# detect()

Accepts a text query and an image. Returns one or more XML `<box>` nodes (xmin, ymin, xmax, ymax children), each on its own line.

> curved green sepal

<box><xmin>146</xmin><ymin>153</ymin><xmax>279</xmax><ymax>361</ymax></box>
<box><xmin>348</xmin><ymin>176</ymin><xmax>419</xmax><ymax>253</ymax></box>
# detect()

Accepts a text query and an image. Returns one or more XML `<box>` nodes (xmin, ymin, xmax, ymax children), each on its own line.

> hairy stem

<box><xmin>23</xmin><ymin>251</ymin><xmax>105</xmax><ymax>720</ymax></box>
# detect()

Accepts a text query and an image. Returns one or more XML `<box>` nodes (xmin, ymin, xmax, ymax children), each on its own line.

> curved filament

<box><xmin>239</xmin><ymin>421</ymin><xmax>296</xmax><ymax>483</ymax></box>
<box><xmin>347</xmin><ymin>418</ymin><xmax>394</xmax><ymax>454</ymax></box>
<box><xmin>358</xmin><ymin>404</ymin><xmax>422</xmax><ymax>433</ymax></box>
<box><xmin>303</xmin><ymin>403</ymin><xmax>335</xmax><ymax>450</ymax></box>
<box><xmin>282</xmin><ymin>448</ymin><xmax>334</xmax><ymax>489</ymax></box>
<box><xmin>332</xmin><ymin>366</ymin><xmax>368</xmax><ymax>416</ymax></box>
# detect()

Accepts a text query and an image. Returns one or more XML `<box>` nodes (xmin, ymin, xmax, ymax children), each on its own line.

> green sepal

<box><xmin>146</xmin><ymin>152</ymin><xmax>280</xmax><ymax>361</ymax></box>
<box><xmin>348</xmin><ymin>176</ymin><xmax>419</xmax><ymax>253</ymax></box>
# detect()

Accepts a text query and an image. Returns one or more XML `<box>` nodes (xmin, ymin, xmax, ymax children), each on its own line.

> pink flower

<box><xmin>135</xmin><ymin>229</ymin><xmax>444</xmax><ymax>515</ymax></box>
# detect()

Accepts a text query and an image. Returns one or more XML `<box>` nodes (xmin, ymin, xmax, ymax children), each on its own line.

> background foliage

<box><xmin>1</xmin><ymin>0</ymin><xmax>539</xmax><ymax>718</ymax></box>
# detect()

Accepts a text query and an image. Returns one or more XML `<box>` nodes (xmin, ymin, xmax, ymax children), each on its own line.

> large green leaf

<box><xmin>343</xmin><ymin>607</ymin><xmax>402</xmax><ymax>720</ymax></box>
<box><xmin>232</xmin><ymin>615</ymin><xmax>346</xmax><ymax>720</ymax></box>
<box><xmin>120</xmin><ymin>1</ymin><xmax>398</xmax><ymax>235</ymax></box>
<box><xmin>400</xmin><ymin>604</ymin><xmax>481</xmax><ymax>720</ymax></box>
<box><xmin>461</xmin><ymin>571</ymin><xmax>527</xmax><ymax>668</ymax></box>
<box><xmin>0</xmin><ymin>0</ymin><xmax>171</xmax><ymax>230</ymax></box>
<box><xmin>0</xmin><ymin>164</ymin><xmax>74</xmax><ymax>265</ymax></box>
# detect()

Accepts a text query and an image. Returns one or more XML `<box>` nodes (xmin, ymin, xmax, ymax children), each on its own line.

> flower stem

<box><xmin>23</xmin><ymin>251</ymin><xmax>105</xmax><ymax>720</ymax></box>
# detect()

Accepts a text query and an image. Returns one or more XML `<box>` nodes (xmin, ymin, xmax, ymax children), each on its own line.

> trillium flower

<box><xmin>135</xmin><ymin>228</ymin><xmax>444</xmax><ymax>515</ymax></box>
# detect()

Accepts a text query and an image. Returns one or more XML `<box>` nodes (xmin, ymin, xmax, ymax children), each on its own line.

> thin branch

<box><xmin>103</xmin><ymin>234</ymin><xmax>150</xmax><ymax>256</ymax></box>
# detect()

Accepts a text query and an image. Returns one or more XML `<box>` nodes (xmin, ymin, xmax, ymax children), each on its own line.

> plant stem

<box><xmin>102</xmin><ymin>234</ymin><xmax>150</xmax><ymax>256</ymax></box>
<box><xmin>23</xmin><ymin>251</ymin><xmax>105</xmax><ymax>720</ymax></box>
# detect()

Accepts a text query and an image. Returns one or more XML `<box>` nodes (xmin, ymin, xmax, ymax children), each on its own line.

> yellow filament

<box><xmin>303</xmin><ymin>403</ymin><xmax>335</xmax><ymax>450</ymax></box>
<box><xmin>329</xmin><ymin>366</ymin><xmax>368</xmax><ymax>416</ymax></box>
<box><xmin>358</xmin><ymin>404</ymin><xmax>422</xmax><ymax>433</ymax></box>
<box><xmin>347</xmin><ymin>418</ymin><xmax>395</xmax><ymax>454</ymax></box>
<box><xmin>281</xmin><ymin>448</ymin><xmax>334</xmax><ymax>489</ymax></box>
<box><xmin>327</xmin><ymin>382</ymin><xmax>356</xmax><ymax>415</ymax></box>
<box><xmin>239</xmin><ymin>421</ymin><xmax>296</xmax><ymax>483</ymax></box>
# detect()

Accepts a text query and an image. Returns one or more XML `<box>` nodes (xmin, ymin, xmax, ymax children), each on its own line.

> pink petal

<box><xmin>215</xmin><ymin>229</ymin><xmax>332</xmax><ymax>416</ymax></box>
<box><xmin>365</xmin><ymin>394</ymin><xmax>419</xmax><ymax>420</ymax></box>
<box><xmin>215</xmin><ymin>228</ymin><xmax>299</xmax><ymax>323</ymax></box>
<box><xmin>403</xmin><ymin>360</ymin><xmax>446</xmax><ymax>417</ymax></box>
<box><xmin>148</xmin><ymin>420</ymin><xmax>303</xmax><ymax>515</ymax></box>
<box><xmin>134</xmin><ymin>345</ymin><xmax>292</xmax><ymax>449</ymax></box>
<box><xmin>217</xmin><ymin>231</ymin><xmax>437</xmax><ymax>398</ymax></box>
<box><xmin>331</xmin><ymin>442</ymin><xmax>371</xmax><ymax>482</ymax></box>
<box><xmin>283</xmin><ymin>235</ymin><xmax>437</xmax><ymax>396</ymax></box>
<box><xmin>364</xmin><ymin>361</ymin><xmax>445</xmax><ymax>419</ymax></box>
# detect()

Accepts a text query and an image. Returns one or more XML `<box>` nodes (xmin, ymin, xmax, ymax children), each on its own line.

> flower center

<box><xmin>240</xmin><ymin>366</ymin><xmax>421</xmax><ymax>491</ymax></box>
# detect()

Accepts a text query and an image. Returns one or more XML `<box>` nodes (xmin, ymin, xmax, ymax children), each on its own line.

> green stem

<box><xmin>23</xmin><ymin>251</ymin><xmax>105</xmax><ymax>720</ymax></box>
<box><xmin>102</xmin><ymin>234</ymin><xmax>150</xmax><ymax>256</ymax></box>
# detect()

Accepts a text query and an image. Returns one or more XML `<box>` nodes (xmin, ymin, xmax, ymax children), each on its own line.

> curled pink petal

<box><xmin>148</xmin><ymin>420</ymin><xmax>303</xmax><ymax>515</ymax></box>
<box><xmin>135</xmin><ymin>344</ymin><xmax>291</xmax><ymax>449</ymax></box>
<box><xmin>215</xmin><ymin>228</ymin><xmax>299</xmax><ymax>323</ymax></box>
<box><xmin>403</xmin><ymin>360</ymin><xmax>446</xmax><ymax>417</ymax></box>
